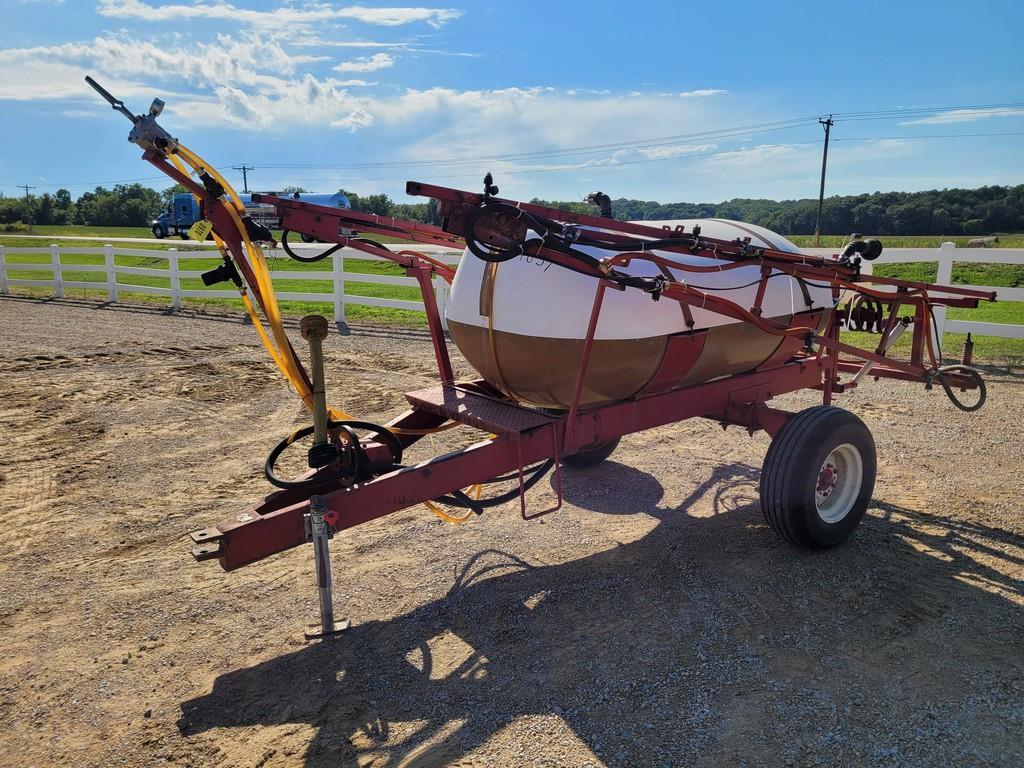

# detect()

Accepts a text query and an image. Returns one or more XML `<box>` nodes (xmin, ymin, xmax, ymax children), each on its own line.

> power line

<box><xmin>240</xmin><ymin>116</ymin><xmax>820</xmax><ymax>170</ymax></box>
<box><xmin>237</xmin><ymin>131</ymin><xmax>1024</xmax><ymax>184</ymax></box>
<box><xmin>230</xmin><ymin>101</ymin><xmax>1024</xmax><ymax>173</ymax></box>
<box><xmin>6</xmin><ymin>120</ymin><xmax>1024</xmax><ymax>191</ymax></box>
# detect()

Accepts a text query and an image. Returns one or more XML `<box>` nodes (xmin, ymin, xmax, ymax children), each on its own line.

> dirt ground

<box><xmin>1</xmin><ymin>295</ymin><xmax>1022</xmax><ymax>768</ymax></box>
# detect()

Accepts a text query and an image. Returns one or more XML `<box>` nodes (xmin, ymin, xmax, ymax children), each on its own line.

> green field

<box><xmin>0</xmin><ymin>224</ymin><xmax>409</xmax><ymax>248</ymax></box>
<box><xmin>0</xmin><ymin>244</ymin><xmax>427</xmax><ymax>326</ymax></box>
<box><xmin>787</xmin><ymin>234</ymin><xmax>1024</xmax><ymax>249</ymax></box>
<box><xmin>2</xmin><ymin>229</ymin><xmax>1022</xmax><ymax>363</ymax></box>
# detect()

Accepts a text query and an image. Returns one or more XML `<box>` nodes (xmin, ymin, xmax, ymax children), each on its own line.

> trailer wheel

<box><xmin>152</xmin><ymin>226</ymin><xmax>165</xmax><ymax>239</ymax></box>
<box><xmin>760</xmin><ymin>406</ymin><xmax>876</xmax><ymax>549</ymax></box>
<box><xmin>562</xmin><ymin>436</ymin><xmax>621</xmax><ymax>468</ymax></box>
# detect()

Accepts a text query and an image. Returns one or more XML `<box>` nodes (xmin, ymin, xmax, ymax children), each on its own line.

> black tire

<box><xmin>179</xmin><ymin>233</ymin><xmax>189</xmax><ymax>240</ymax></box>
<box><xmin>760</xmin><ymin>406</ymin><xmax>876</xmax><ymax>549</ymax></box>
<box><xmin>152</xmin><ymin>227</ymin><xmax>165</xmax><ymax>239</ymax></box>
<box><xmin>562</xmin><ymin>436</ymin><xmax>621</xmax><ymax>469</ymax></box>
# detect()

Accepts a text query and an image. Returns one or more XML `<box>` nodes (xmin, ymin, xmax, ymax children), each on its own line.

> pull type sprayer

<box><xmin>88</xmin><ymin>78</ymin><xmax>995</xmax><ymax>640</ymax></box>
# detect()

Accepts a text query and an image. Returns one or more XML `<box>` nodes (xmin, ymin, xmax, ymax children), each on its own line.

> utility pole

<box><xmin>813</xmin><ymin>116</ymin><xmax>833</xmax><ymax>246</ymax></box>
<box><xmin>232</xmin><ymin>165</ymin><xmax>254</xmax><ymax>194</ymax></box>
<box><xmin>19</xmin><ymin>184</ymin><xmax>36</xmax><ymax>232</ymax></box>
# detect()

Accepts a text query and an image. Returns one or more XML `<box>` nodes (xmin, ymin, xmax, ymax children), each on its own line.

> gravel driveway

<box><xmin>0</xmin><ymin>295</ymin><xmax>1022</xmax><ymax>767</ymax></box>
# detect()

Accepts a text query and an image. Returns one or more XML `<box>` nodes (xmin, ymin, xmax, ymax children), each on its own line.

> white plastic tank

<box><xmin>446</xmin><ymin>219</ymin><xmax>835</xmax><ymax>408</ymax></box>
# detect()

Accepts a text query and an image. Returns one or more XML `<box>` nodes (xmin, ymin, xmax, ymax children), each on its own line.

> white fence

<box><xmin>804</xmin><ymin>241</ymin><xmax>1024</xmax><ymax>339</ymax></box>
<box><xmin>2</xmin><ymin>241</ymin><xmax>1022</xmax><ymax>339</ymax></box>
<box><xmin>0</xmin><ymin>243</ymin><xmax>461</xmax><ymax>328</ymax></box>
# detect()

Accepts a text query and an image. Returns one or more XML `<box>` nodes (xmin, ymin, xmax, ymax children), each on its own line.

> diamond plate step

<box><xmin>405</xmin><ymin>384</ymin><xmax>558</xmax><ymax>437</ymax></box>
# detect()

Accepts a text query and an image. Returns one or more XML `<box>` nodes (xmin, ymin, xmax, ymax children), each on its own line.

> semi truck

<box><xmin>151</xmin><ymin>191</ymin><xmax>351</xmax><ymax>239</ymax></box>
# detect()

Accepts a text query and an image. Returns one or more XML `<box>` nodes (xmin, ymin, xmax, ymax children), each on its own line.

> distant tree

<box><xmin>12</xmin><ymin>181</ymin><xmax>1021</xmax><ymax>235</ymax></box>
<box><xmin>74</xmin><ymin>184</ymin><xmax>162</xmax><ymax>226</ymax></box>
<box><xmin>52</xmin><ymin>189</ymin><xmax>74</xmax><ymax>224</ymax></box>
<box><xmin>0</xmin><ymin>195</ymin><xmax>24</xmax><ymax>224</ymax></box>
<box><xmin>161</xmin><ymin>183</ymin><xmax>189</xmax><ymax>206</ymax></box>
<box><xmin>360</xmin><ymin>193</ymin><xmax>393</xmax><ymax>216</ymax></box>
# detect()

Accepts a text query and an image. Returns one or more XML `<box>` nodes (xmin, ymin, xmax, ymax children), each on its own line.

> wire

<box><xmin>236</xmin><ymin>102</ymin><xmax>1024</xmax><ymax>173</ymax></box>
<box><xmin>11</xmin><ymin>100</ymin><xmax>1024</xmax><ymax>192</ymax></box>
<box><xmin>210</xmin><ymin>132</ymin><xmax>1024</xmax><ymax>186</ymax></box>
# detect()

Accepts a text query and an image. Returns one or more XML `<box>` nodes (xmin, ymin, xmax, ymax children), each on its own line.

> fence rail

<box><xmin>804</xmin><ymin>242</ymin><xmax>1024</xmax><ymax>340</ymax></box>
<box><xmin>2</xmin><ymin>242</ymin><xmax>1022</xmax><ymax>340</ymax></box>
<box><xmin>0</xmin><ymin>243</ymin><xmax>460</xmax><ymax>328</ymax></box>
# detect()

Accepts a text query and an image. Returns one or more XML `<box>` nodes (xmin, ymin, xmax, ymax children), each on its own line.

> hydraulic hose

<box><xmin>935</xmin><ymin>365</ymin><xmax>987</xmax><ymax>412</ymax></box>
<box><xmin>280</xmin><ymin>229</ymin><xmax>344</xmax><ymax>263</ymax></box>
<box><xmin>431</xmin><ymin>459</ymin><xmax>555</xmax><ymax>510</ymax></box>
<box><xmin>264</xmin><ymin>419</ymin><xmax>404</xmax><ymax>490</ymax></box>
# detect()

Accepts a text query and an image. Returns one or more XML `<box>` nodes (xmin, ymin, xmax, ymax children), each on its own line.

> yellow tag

<box><xmin>188</xmin><ymin>219</ymin><xmax>213</xmax><ymax>241</ymax></box>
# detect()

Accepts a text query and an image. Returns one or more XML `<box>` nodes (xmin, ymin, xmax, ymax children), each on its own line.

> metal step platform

<box><xmin>405</xmin><ymin>383</ymin><xmax>559</xmax><ymax>437</ymax></box>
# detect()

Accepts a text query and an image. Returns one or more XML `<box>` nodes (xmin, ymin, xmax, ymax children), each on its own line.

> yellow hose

<box><xmin>170</xmin><ymin>144</ymin><xmax>476</xmax><ymax>521</ymax></box>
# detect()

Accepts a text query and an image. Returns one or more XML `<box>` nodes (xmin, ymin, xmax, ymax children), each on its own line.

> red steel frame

<box><xmin>149</xmin><ymin>167</ymin><xmax>994</xmax><ymax>572</ymax></box>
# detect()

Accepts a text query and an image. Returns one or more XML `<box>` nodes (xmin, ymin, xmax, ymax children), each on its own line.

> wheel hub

<box><xmin>816</xmin><ymin>464</ymin><xmax>838</xmax><ymax>498</ymax></box>
<box><xmin>814</xmin><ymin>444</ymin><xmax>863</xmax><ymax>524</ymax></box>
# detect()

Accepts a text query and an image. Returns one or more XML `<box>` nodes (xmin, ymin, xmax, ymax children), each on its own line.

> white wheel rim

<box><xmin>814</xmin><ymin>443</ymin><xmax>863</xmax><ymax>523</ymax></box>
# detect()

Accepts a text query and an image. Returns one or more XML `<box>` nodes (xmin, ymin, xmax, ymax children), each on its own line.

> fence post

<box><xmin>932</xmin><ymin>241</ymin><xmax>955</xmax><ymax>345</ymax></box>
<box><xmin>168</xmin><ymin>248</ymin><xmax>181</xmax><ymax>310</ymax></box>
<box><xmin>332</xmin><ymin>250</ymin><xmax>345</xmax><ymax>324</ymax></box>
<box><xmin>50</xmin><ymin>244</ymin><xmax>63</xmax><ymax>299</ymax></box>
<box><xmin>0</xmin><ymin>245</ymin><xmax>7</xmax><ymax>295</ymax></box>
<box><xmin>104</xmin><ymin>244</ymin><xmax>117</xmax><ymax>303</ymax></box>
<box><xmin>434</xmin><ymin>273</ymin><xmax>449</xmax><ymax>331</ymax></box>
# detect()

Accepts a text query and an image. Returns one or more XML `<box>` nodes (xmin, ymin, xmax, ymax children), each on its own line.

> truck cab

<box><xmin>151</xmin><ymin>190</ymin><xmax>352</xmax><ymax>240</ymax></box>
<box><xmin>152</xmin><ymin>193</ymin><xmax>201</xmax><ymax>239</ymax></box>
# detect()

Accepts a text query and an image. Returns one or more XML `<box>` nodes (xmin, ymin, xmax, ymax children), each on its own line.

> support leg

<box><xmin>303</xmin><ymin>495</ymin><xmax>349</xmax><ymax>640</ymax></box>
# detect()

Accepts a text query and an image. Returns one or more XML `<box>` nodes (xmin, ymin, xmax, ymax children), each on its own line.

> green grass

<box><xmin>788</xmin><ymin>234</ymin><xmax>1024</xmax><ymax>249</ymax></box>
<box><xmin>2</xmin><ymin>248</ymin><xmax>426</xmax><ymax>326</ymax></box>
<box><xmin>3</xmin><ymin>235</ymin><xmax>1023</xmax><ymax>356</ymax></box>
<box><xmin>14</xmin><ymin>224</ymin><xmax>157</xmax><ymax>239</ymax></box>
<box><xmin>0</xmin><ymin>224</ymin><xmax>414</xmax><ymax>244</ymax></box>
<box><xmin>7</xmin><ymin>227</ymin><xmax>1023</xmax><ymax>249</ymax></box>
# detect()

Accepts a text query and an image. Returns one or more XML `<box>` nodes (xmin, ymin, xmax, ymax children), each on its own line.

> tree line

<box><xmin>2</xmin><ymin>182</ymin><xmax>1021</xmax><ymax>236</ymax></box>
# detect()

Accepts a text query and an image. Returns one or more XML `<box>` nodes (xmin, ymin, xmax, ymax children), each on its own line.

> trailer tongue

<box><xmin>88</xmin><ymin>77</ymin><xmax>994</xmax><ymax>637</ymax></box>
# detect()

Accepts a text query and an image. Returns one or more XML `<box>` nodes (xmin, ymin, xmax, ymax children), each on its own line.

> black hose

<box><xmin>431</xmin><ymin>459</ymin><xmax>555</xmax><ymax>511</ymax></box>
<box><xmin>264</xmin><ymin>419</ymin><xmax>403</xmax><ymax>489</ymax></box>
<box><xmin>280</xmin><ymin>229</ymin><xmax>344</xmax><ymax>263</ymax></box>
<box><xmin>935</xmin><ymin>365</ymin><xmax>987</xmax><ymax>412</ymax></box>
<box><xmin>463</xmin><ymin>202</ymin><xmax>535</xmax><ymax>263</ymax></box>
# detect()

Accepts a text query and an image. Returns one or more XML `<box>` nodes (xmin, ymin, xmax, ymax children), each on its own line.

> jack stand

<box><xmin>303</xmin><ymin>494</ymin><xmax>349</xmax><ymax>640</ymax></box>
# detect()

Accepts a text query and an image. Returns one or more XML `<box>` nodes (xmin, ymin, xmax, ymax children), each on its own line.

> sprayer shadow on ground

<box><xmin>179</xmin><ymin>462</ymin><xmax>1024</xmax><ymax>767</ymax></box>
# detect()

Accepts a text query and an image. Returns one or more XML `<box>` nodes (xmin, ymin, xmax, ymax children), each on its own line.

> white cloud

<box><xmin>705</xmin><ymin>143</ymin><xmax>808</xmax><ymax>167</ymax></box>
<box><xmin>679</xmin><ymin>89</ymin><xmax>727</xmax><ymax>98</ymax></box>
<box><xmin>899</xmin><ymin>107</ymin><xmax>1024</xmax><ymax>125</ymax></box>
<box><xmin>330</xmin><ymin>108</ymin><xmax>376</xmax><ymax>131</ymax></box>
<box><xmin>0</xmin><ymin>33</ymin><xmax>370</xmax><ymax>129</ymax></box>
<box><xmin>96</xmin><ymin>0</ymin><xmax>462</xmax><ymax>29</ymax></box>
<box><xmin>334</xmin><ymin>53</ymin><xmax>395</xmax><ymax>72</ymax></box>
<box><xmin>581</xmin><ymin>144</ymin><xmax>717</xmax><ymax>167</ymax></box>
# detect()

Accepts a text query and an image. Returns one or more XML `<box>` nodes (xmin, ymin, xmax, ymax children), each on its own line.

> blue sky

<box><xmin>1</xmin><ymin>0</ymin><xmax>1023</xmax><ymax>204</ymax></box>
